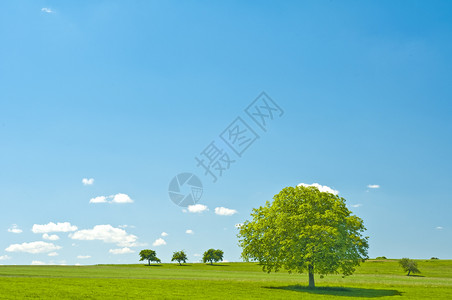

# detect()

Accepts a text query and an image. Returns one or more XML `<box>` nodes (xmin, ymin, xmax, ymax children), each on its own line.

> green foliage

<box><xmin>238</xmin><ymin>185</ymin><xmax>369</xmax><ymax>287</ymax></box>
<box><xmin>431</xmin><ymin>257</ymin><xmax>439</xmax><ymax>260</ymax></box>
<box><xmin>202</xmin><ymin>249</ymin><xmax>224</xmax><ymax>264</ymax></box>
<box><xmin>399</xmin><ymin>258</ymin><xmax>421</xmax><ymax>276</ymax></box>
<box><xmin>375</xmin><ymin>256</ymin><xmax>387</xmax><ymax>260</ymax></box>
<box><xmin>172</xmin><ymin>250</ymin><xmax>188</xmax><ymax>265</ymax></box>
<box><xmin>139</xmin><ymin>249</ymin><xmax>161</xmax><ymax>265</ymax></box>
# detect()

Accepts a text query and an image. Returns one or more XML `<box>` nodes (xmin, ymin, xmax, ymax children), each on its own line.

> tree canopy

<box><xmin>139</xmin><ymin>249</ymin><xmax>161</xmax><ymax>266</ymax></box>
<box><xmin>238</xmin><ymin>185</ymin><xmax>369</xmax><ymax>288</ymax></box>
<box><xmin>202</xmin><ymin>249</ymin><xmax>224</xmax><ymax>265</ymax></box>
<box><xmin>399</xmin><ymin>258</ymin><xmax>420</xmax><ymax>276</ymax></box>
<box><xmin>171</xmin><ymin>250</ymin><xmax>188</xmax><ymax>265</ymax></box>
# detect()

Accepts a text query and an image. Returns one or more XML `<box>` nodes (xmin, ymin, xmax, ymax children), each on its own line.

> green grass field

<box><xmin>1</xmin><ymin>260</ymin><xmax>451</xmax><ymax>299</ymax></box>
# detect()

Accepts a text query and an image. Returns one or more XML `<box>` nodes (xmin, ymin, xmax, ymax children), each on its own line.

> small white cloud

<box><xmin>118</xmin><ymin>225</ymin><xmax>135</xmax><ymax>229</ymax></box>
<box><xmin>193</xmin><ymin>253</ymin><xmax>201</xmax><ymax>257</ymax></box>
<box><xmin>0</xmin><ymin>255</ymin><xmax>11</xmax><ymax>261</ymax></box>
<box><xmin>8</xmin><ymin>224</ymin><xmax>22</xmax><ymax>234</ymax></box>
<box><xmin>298</xmin><ymin>183</ymin><xmax>339</xmax><ymax>195</ymax></box>
<box><xmin>367</xmin><ymin>184</ymin><xmax>380</xmax><ymax>189</ymax></box>
<box><xmin>77</xmin><ymin>255</ymin><xmax>91</xmax><ymax>259</ymax></box>
<box><xmin>152</xmin><ymin>238</ymin><xmax>166</xmax><ymax>246</ymax></box>
<box><xmin>41</xmin><ymin>8</ymin><xmax>54</xmax><ymax>13</ymax></box>
<box><xmin>70</xmin><ymin>225</ymin><xmax>138</xmax><ymax>247</ymax></box>
<box><xmin>161</xmin><ymin>232</ymin><xmax>168</xmax><ymax>237</ymax></box>
<box><xmin>48</xmin><ymin>252</ymin><xmax>59</xmax><ymax>257</ymax></box>
<box><xmin>90</xmin><ymin>193</ymin><xmax>133</xmax><ymax>204</ymax></box>
<box><xmin>351</xmin><ymin>204</ymin><xmax>362</xmax><ymax>208</ymax></box>
<box><xmin>31</xmin><ymin>260</ymin><xmax>46</xmax><ymax>265</ymax></box>
<box><xmin>215</xmin><ymin>207</ymin><xmax>238</xmax><ymax>216</ymax></box>
<box><xmin>90</xmin><ymin>196</ymin><xmax>107</xmax><ymax>203</ymax></box>
<box><xmin>110</xmin><ymin>193</ymin><xmax>133</xmax><ymax>203</ymax></box>
<box><xmin>185</xmin><ymin>229</ymin><xmax>194</xmax><ymax>235</ymax></box>
<box><xmin>109</xmin><ymin>247</ymin><xmax>134</xmax><ymax>254</ymax></box>
<box><xmin>32</xmin><ymin>222</ymin><xmax>77</xmax><ymax>233</ymax></box>
<box><xmin>436</xmin><ymin>226</ymin><xmax>444</xmax><ymax>230</ymax></box>
<box><xmin>6</xmin><ymin>241</ymin><xmax>61</xmax><ymax>254</ymax></box>
<box><xmin>82</xmin><ymin>178</ymin><xmax>94</xmax><ymax>185</ymax></box>
<box><xmin>42</xmin><ymin>233</ymin><xmax>60</xmax><ymax>241</ymax></box>
<box><xmin>187</xmin><ymin>204</ymin><xmax>208</xmax><ymax>213</ymax></box>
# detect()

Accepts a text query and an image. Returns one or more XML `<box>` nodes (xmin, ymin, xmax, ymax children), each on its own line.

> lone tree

<box><xmin>203</xmin><ymin>249</ymin><xmax>224</xmax><ymax>265</ymax></box>
<box><xmin>172</xmin><ymin>250</ymin><xmax>188</xmax><ymax>265</ymax></box>
<box><xmin>399</xmin><ymin>258</ymin><xmax>420</xmax><ymax>276</ymax></box>
<box><xmin>139</xmin><ymin>249</ymin><xmax>161</xmax><ymax>266</ymax></box>
<box><xmin>238</xmin><ymin>185</ymin><xmax>369</xmax><ymax>288</ymax></box>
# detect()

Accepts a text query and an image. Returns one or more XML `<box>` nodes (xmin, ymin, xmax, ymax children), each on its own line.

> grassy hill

<box><xmin>0</xmin><ymin>260</ymin><xmax>451</xmax><ymax>299</ymax></box>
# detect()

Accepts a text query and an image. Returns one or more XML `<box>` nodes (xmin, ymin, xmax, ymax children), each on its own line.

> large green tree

<box><xmin>238</xmin><ymin>185</ymin><xmax>369</xmax><ymax>288</ymax></box>
<box><xmin>202</xmin><ymin>249</ymin><xmax>224</xmax><ymax>265</ymax></box>
<box><xmin>139</xmin><ymin>249</ymin><xmax>161</xmax><ymax>266</ymax></box>
<box><xmin>171</xmin><ymin>250</ymin><xmax>188</xmax><ymax>265</ymax></box>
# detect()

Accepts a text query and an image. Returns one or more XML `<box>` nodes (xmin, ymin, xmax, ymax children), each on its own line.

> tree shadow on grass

<box><xmin>206</xmin><ymin>264</ymin><xmax>229</xmax><ymax>267</ymax></box>
<box><xmin>144</xmin><ymin>265</ymin><xmax>162</xmax><ymax>267</ymax></box>
<box><xmin>265</xmin><ymin>286</ymin><xmax>403</xmax><ymax>298</ymax></box>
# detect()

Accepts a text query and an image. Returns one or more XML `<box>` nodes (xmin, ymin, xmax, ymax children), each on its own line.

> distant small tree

<box><xmin>139</xmin><ymin>249</ymin><xmax>161</xmax><ymax>266</ymax></box>
<box><xmin>399</xmin><ymin>258</ymin><xmax>420</xmax><ymax>276</ymax></box>
<box><xmin>172</xmin><ymin>250</ymin><xmax>188</xmax><ymax>265</ymax></box>
<box><xmin>431</xmin><ymin>257</ymin><xmax>439</xmax><ymax>260</ymax></box>
<box><xmin>375</xmin><ymin>256</ymin><xmax>387</xmax><ymax>260</ymax></box>
<box><xmin>203</xmin><ymin>249</ymin><xmax>224</xmax><ymax>265</ymax></box>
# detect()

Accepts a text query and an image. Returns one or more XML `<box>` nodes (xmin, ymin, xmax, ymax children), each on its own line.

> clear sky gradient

<box><xmin>1</xmin><ymin>0</ymin><xmax>451</xmax><ymax>265</ymax></box>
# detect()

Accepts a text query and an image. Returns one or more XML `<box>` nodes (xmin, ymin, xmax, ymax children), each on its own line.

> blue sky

<box><xmin>1</xmin><ymin>0</ymin><xmax>451</xmax><ymax>265</ymax></box>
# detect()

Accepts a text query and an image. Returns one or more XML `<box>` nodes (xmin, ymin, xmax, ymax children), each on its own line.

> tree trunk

<box><xmin>148</xmin><ymin>260</ymin><xmax>150</xmax><ymax>266</ymax></box>
<box><xmin>407</xmin><ymin>270</ymin><xmax>411</xmax><ymax>276</ymax></box>
<box><xmin>308</xmin><ymin>264</ymin><xmax>315</xmax><ymax>289</ymax></box>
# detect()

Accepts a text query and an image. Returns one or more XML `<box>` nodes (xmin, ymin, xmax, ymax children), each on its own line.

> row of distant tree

<box><xmin>139</xmin><ymin>249</ymin><xmax>224</xmax><ymax>266</ymax></box>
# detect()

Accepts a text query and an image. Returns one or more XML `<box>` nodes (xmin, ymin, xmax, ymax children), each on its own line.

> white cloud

<box><xmin>367</xmin><ymin>184</ymin><xmax>380</xmax><ymax>189</ymax></box>
<box><xmin>89</xmin><ymin>193</ymin><xmax>133</xmax><ymax>204</ymax></box>
<box><xmin>8</xmin><ymin>224</ymin><xmax>22</xmax><ymax>234</ymax></box>
<box><xmin>436</xmin><ymin>226</ymin><xmax>444</xmax><ymax>230</ymax></box>
<box><xmin>0</xmin><ymin>255</ymin><xmax>11</xmax><ymax>261</ymax></box>
<box><xmin>118</xmin><ymin>225</ymin><xmax>135</xmax><ymax>229</ymax></box>
<box><xmin>193</xmin><ymin>253</ymin><xmax>201</xmax><ymax>257</ymax></box>
<box><xmin>152</xmin><ymin>238</ymin><xmax>166</xmax><ymax>246</ymax></box>
<box><xmin>297</xmin><ymin>183</ymin><xmax>339</xmax><ymax>195</ymax></box>
<box><xmin>187</xmin><ymin>204</ymin><xmax>208</xmax><ymax>213</ymax></box>
<box><xmin>48</xmin><ymin>252</ymin><xmax>59</xmax><ymax>257</ymax></box>
<box><xmin>31</xmin><ymin>260</ymin><xmax>46</xmax><ymax>265</ymax></box>
<box><xmin>42</xmin><ymin>233</ymin><xmax>60</xmax><ymax>241</ymax></box>
<box><xmin>32</xmin><ymin>222</ymin><xmax>77</xmax><ymax>233</ymax></box>
<box><xmin>351</xmin><ymin>204</ymin><xmax>362</xmax><ymax>208</ymax></box>
<box><xmin>109</xmin><ymin>247</ymin><xmax>134</xmax><ymax>254</ymax></box>
<box><xmin>77</xmin><ymin>255</ymin><xmax>91</xmax><ymax>259</ymax></box>
<box><xmin>41</xmin><ymin>8</ymin><xmax>54</xmax><ymax>13</ymax></box>
<box><xmin>90</xmin><ymin>196</ymin><xmax>107</xmax><ymax>203</ymax></box>
<box><xmin>185</xmin><ymin>229</ymin><xmax>194</xmax><ymax>235</ymax></box>
<box><xmin>111</xmin><ymin>193</ymin><xmax>133</xmax><ymax>203</ymax></box>
<box><xmin>215</xmin><ymin>207</ymin><xmax>238</xmax><ymax>216</ymax></box>
<box><xmin>82</xmin><ymin>178</ymin><xmax>94</xmax><ymax>185</ymax></box>
<box><xmin>161</xmin><ymin>232</ymin><xmax>168</xmax><ymax>237</ymax></box>
<box><xmin>6</xmin><ymin>241</ymin><xmax>61</xmax><ymax>254</ymax></box>
<box><xmin>70</xmin><ymin>225</ymin><xmax>138</xmax><ymax>247</ymax></box>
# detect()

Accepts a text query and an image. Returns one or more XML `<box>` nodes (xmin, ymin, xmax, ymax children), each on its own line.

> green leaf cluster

<box><xmin>203</xmin><ymin>249</ymin><xmax>224</xmax><ymax>264</ymax></box>
<box><xmin>238</xmin><ymin>185</ymin><xmax>369</xmax><ymax>279</ymax></box>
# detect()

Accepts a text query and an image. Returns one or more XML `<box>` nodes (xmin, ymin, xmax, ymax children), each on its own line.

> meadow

<box><xmin>0</xmin><ymin>260</ymin><xmax>451</xmax><ymax>299</ymax></box>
